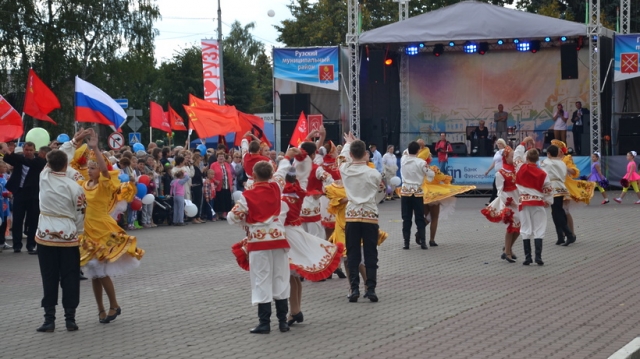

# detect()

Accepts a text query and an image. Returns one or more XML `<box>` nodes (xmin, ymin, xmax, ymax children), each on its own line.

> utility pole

<box><xmin>217</xmin><ymin>0</ymin><xmax>225</xmax><ymax>105</ymax></box>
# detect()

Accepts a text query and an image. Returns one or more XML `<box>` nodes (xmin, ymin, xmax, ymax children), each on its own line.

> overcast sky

<box><xmin>154</xmin><ymin>0</ymin><xmax>292</xmax><ymax>63</ymax></box>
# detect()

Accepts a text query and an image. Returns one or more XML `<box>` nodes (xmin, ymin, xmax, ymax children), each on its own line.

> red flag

<box><xmin>188</xmin><ymin>94</ymin><xmax>218</xmax><ymax>109</ymax></box>
<box><xmin>0</xmin><ymin>95</ymin><xmax>24</xmax><ymax>142</ymax></box>
<box><xmin>150</xmin><ymin>101</ymin><xmax>171</xmax><ymax>133</ymax></box>
<box><xmin>289</xmin><ymin>112</ymin><xmax>308</xmax><ymax>147</ymax></box>
<box><xmin>167</xmin><ymin>104</ymin><xmax>187</xmax><ymax>131</ymax></box>
<box><xmin>23</xmin><ymin>69</ymin><xmax>60</xmax><ymax>124</ymax></box>
<box><xmin>218</xmin><ymin>135</ymin><xmax>228</xmax><ymax>150</ymax></box>
<box><xmin>183</xmin><ymin>104</ymin><xmax>241</xmax><ymax>139</ymax></box>
<box><xmin>235</xmin><ymin>111</ymin><xmax>271</xmax><ymax>148</ymax></box>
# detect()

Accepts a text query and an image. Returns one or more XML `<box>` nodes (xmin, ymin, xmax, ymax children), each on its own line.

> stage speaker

<box><xmin>280</xmin><ymin>94</ymin><xmax>310</xmax><ymax>119</ymax></box>
<box><xmin>544</xmin><ymin>129</ymin><xmax>555</xmax><ymax>144</ymax></box>
<box><xmin>369</xmin><ymin>50</ymin><xmax>385</xmax><ymax>83</ymax></box>
<box><xmin>323</xmin><ymin>121</ymin><xmax>340</xmax><ymax>145</ymax></box>
<box><xmin>561</xmin><ymin>44</ymin><xmax>578</xmax><ymax>80</ymax></box>
<box><xmin>280</xmin><ymin>120</ymin><xmax>297</xmax><ymax>150</ymax></box>
<box><xmin>619</xmin><ymin>116</ymin><xmax>640</xmax><ymax>136</ymax></box>
<box><xmin>618</xmin><ymin>136</ymin><xmax>640</xmax><ymax>155</ymax></box>
<box><xmin>451</xmin><ymin>142</ymin><xmax>467</xmax><ymax>157</ymax></box>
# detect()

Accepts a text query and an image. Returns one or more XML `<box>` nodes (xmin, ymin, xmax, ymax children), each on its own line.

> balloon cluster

<box><xmin>131</xmin><ymin>174</ymin><xmax>155</xmax><ymax>211</ymax></box>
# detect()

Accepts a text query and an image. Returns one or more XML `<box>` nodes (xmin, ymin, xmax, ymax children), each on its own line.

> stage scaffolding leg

<box><xmin>399</xmin><ymin>53</ymin><xmax>410</xmax><ymax>150</ymax></box>
<box><xmin>346</xmin><ymin>0</ymin><xmax>360</xmax><ymax>138</ymax></box>
<box><xmin>588</xmin><ymin>0</ymin><xmax>601</xmax><ymax>155</ymax></box>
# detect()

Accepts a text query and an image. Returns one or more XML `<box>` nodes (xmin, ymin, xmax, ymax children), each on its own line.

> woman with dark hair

<box><xmin>209</xmin><ymin>151</ymin><xmax>233</xmax><ymax>220</ymax></box>
<box><xmin>190</xmin><ymin>153</ymin><xmax>205</xmax><ymax>224</ymax></box>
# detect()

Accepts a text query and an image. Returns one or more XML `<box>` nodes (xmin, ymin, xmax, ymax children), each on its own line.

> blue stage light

<box><xmin>544</xmin><ymin>37</ymin><xmax>551</xmax><ymax>42</ymax></box>
<box><xmin>448</xmin><ymin>41</ymin><xmax>455</xmax><ymax>47</ymax></box>
<box><xmin>516</xmin><ymin>42</ymin><xmax>530</xmax><ymax>52</ymax></box>
<box><xmin>419</xmin><ymin>43</ymin><xmax>425</xmax><ymax>48</ymax></box>
<box><xmin>405</xmin><ymin>45</ymin><xmax>419</xmax><ymax>56</ymax></box>
<box><xmin>513</xmin><ymin>38</ymin><xmax>520</xmax><ymax>44</ymax></box>
<box><xmin>497</xmin><ymin>39</ymin><xmax>504</xmax><ymax>45</ymax></box>
<box><xmin>463</xmin><ymin>42</ymin><xmax>477</xmax><ymax>54</ymax></box>
<box><xmin>560</xmin><ymin>36</ymin><xmax>567</xmax><ymax>42</ymax></box>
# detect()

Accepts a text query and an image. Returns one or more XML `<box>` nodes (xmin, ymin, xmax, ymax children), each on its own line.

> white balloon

<box><xmin>184</xmin><ymin>199</ymin><xmax>194</xmax><ymax>207</ymax></box>
<box><xmin>141</xmin><ymin>194</ymin><xmax>155</xmax><ymax>205</ymax></box>
<box><xmin>232</xmin><ymin>191</ymin><xmax>243</xmax><ymax>202</ymax></box>
<box><xmin>267</xmin><ymin>9</ymin><xmax>275</xmax><ymax>17</ymax></box>
<box><xmin>390</xmin><ymin>176</ymin><xmax>402</xmax><ymax>187</ymax></box>
<box><xmin>185</xmin><ymin>204</ymin><xmax>198</xmax><ymax>217</ymax></box>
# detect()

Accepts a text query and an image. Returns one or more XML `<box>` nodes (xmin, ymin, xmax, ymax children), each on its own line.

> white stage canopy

<box><xmin>359</xmin><ymin>1</ymin><xmax>587</xmax><ymax>44</ymax></box>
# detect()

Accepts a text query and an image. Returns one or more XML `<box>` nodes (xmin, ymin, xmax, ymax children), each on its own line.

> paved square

<box><xmin>1</xmin><ymin>197</ymin><xmax>638</xmax><ymax>359</ymax></box>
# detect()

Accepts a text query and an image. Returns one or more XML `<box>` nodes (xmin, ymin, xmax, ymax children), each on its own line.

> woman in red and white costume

<box><xmin>319</xmin><ymin>141</ymin><xmax>341</xmax><ymax>238</ymax></box>
<box><xmin>481</xmin><ymin>146</ymin><xmax>520</xmax><ymax>262</ymax></box>
<box><xmin>240</xmin><ymin>132</ymin><xmax>271</xmax><ymax>190</ymax></box>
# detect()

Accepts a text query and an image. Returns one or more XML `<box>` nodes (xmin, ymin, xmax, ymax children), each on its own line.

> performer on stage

<box><xmin>481</xmin><ymin>146</ymin><xmax>520</xmax><ymax>262</ymax></box>
<box><xmin>494</xmin><ymin>104</ymin><xmax>508</xmax><ymax>141</ymax></box>
<box><xmin>514</xmin><ymin>137</ymin><xmax>553</xmax><ymax>266</ymax></box>
<box><xmin>400</xmin><ymin>141</ymin><xmax>435</xmax><ymax>250</ymax></box>
<box><xmin>552</xmin><ymin>103</ymin><xmax>569</xmax><ymax>144</ymax></box>
<box><xmin>227</xmin><ymin>149</ymin><xmax>298</xmax><ymax>334</ymax></box>
<box><xmin>435</xmin><ymin>134</ymin><xmax>453</xmax><ymax>176</ymax></box>
<box><xmin>77</xmin><ymin>130</ymin><xmax>144</xmax><ymax>324</ymax></box>
<box><xmin>571</xmin><ymin>102</ymin><xmax>589</xmax><ymax>156</ymax></box>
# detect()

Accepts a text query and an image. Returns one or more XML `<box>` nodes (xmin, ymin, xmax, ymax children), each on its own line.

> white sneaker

<box><xmin>2</xmin><ymin>243</ymin><xmax>11</xmax><ymax>249</ymax></box>
<box><xmin>614</xmin><ymin>198</ymin><xmax>622</xmax><ymax>203</ymax></box>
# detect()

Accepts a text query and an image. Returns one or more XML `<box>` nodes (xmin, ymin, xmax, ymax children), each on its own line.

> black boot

<box><xmin>347</xmin><ymin>263</ymin><xmax>360</xmax><ymax>302</ymax></box>
<box><xmin>64</xmin><ymin>308</ymin><xmax>79</xmax><ymax>331</ymax></box>
<box><xmin>522</xmin><ymin>239</ymin><xmax>532</xmax><ymax>266</ymax></box>
<box><xmin>403</xmin><ymin>237</ymin><xmax>410</xmax><ymax>250</ymax></box>
<box><xmin>36</xmin><ymin>306</ymin><xmax>55</xmax><ymax>332</ymax></box>
<box><xmin>274</xmin><ymin>299</ymin><xmax>290</xmax><ymax>332</ymax></box>
<box><xmin>250</xmin><ymin>303</ymin><xmax>271</xmax><ymax>334</ymax></box>
<box><xmin>555</xmin><ymin>235</ymin><xmax>565</xmax><ymax>246</ymax></box>
<box><xmin>534</xmin><ymin>238</ymin><xmax>544</xmax><ymax>266</ymax></box>
<box><xmin>364</xmin><ymin>267</ymin><xmax>378</xmax><ymax>302</ymax></box>
<box><xmin>562</xmin><ymin>230</ymin><xmax>576</xmax><ymax>246</ymax></box>
<box><xmin>420</xmin><ymin>238</ymin><xmax>428</xmax><ymax>250</ymax></box>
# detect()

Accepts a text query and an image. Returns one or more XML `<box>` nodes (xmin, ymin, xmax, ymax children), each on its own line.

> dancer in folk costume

<box><xmin>421</xmin><ymin>166</ymin><xmax>476</xmax><ymax>248</ymax></box>
<box><xmin>481</xmin><ymin>146</ymin><xmax>520</xmax><ymax>262</ymax></box>
<box><xmin>76</xmin><ymin>130</ymin><xmax>144</xmax><ymax>324</ymax></box>
<box><xmin>614</xmin><ymin>151</ymin><xmax>640</xmax><ymax>204</ymax></box>
<box><xmin>514</xmin><ymin>137</ymin><xmax>553</xmax><ymax>266</ymax></box>
<box><xmin>540</xmin><ymin>144</ymin><xmax>577</xmax><ymax>246</ymax></box>
<box><xmin>227</xmin><ymin>149</ymin><xmax>298</xmax><ymax>334</ymax></box>
<box><xmin>551</xmin><ymin>140</ymin><xmax>595</xmax><ymax>246</ymax></box>
<box><xmin>588</xmin><ymin>152</ymin><xmax>609</xmax><ymax>204</ymax></box>
<box><xmin>240</xmin><ymin>134</ymin><xmax>271</xmax><ymax>190</ymax></box>
<box><xmin>319</xmin><ymin>141</ymin><xmax>340</xmax><ymax>237</ymax></box>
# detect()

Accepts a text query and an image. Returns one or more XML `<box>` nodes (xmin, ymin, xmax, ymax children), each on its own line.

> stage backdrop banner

<box><xmin>614</xmin><ymin>34</ymin><xmax>640</xmax><ymax>82</ymax></box>
<box><xmin>201</xmin><ymin>40</ymin><xmax>223</xmax><ymax>104</ymax></box>
<box><xmin>273</xmin><ymin>47</ymin><xmax>339</xmax><ymax>91</ymax></box>
<box><xmin>401</xmin><ymin>49</ymin><xmax>589</xmax><ymax>151</ymax></box>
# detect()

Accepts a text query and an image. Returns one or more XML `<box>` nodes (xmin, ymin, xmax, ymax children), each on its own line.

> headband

<box><xmin>594</xmin><ymin>151</ymin><xmax>600</xmax><ymax>157</ymax></box>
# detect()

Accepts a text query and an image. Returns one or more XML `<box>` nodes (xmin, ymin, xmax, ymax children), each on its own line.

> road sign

<box><xmin>129</xmin><ymin>132</ymin><xmax>141</xmax><ymax>144</ymax></box>
<box><xmin>115</xmin><ymin>99</ymin><xmax>128</xmax><ymax>109</ymax></box>
<box><xmin>108</xmin><ymin>132</ymin><xmax>125</xmax><ymax>151</ymax></box>
<box><xmin>127</xmin><ymin>117</ymin><xmax>143</xmax><ymax>132</ymax></box>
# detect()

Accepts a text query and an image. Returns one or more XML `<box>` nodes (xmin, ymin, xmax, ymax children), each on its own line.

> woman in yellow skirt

<box><xmin>75</xmin><ymin>131</ymin><xmax>144</xmax><ymax>324</ymax></box>
<box><xmin>551</xmin><ymin>140</ymin><xmax>595</xmax><ymax>242</ymax></box>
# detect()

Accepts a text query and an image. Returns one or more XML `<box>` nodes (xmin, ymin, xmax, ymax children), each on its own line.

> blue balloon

<box><xmin>56</xmin><ymin>134</ymin><xmax>70</xmax><ymax>143</ymax></box>
<box><xmin>132</xmin><ymin>143</ymin><xmax>145</xmax><ymax>153</ymax></box>
<box><xmin>136</xmin><ymin>183</ymin><xmax>147</xmax><ymax>197</ymax></box>
<box><xmin>118</xmin><ymin>173</ymin><xmax>130</xmax><ymax>183</ymax></box>
<box><xmin>196</xmin><ymin>144</ymin><xmax>207</xmax><ymax>156</ymax></box>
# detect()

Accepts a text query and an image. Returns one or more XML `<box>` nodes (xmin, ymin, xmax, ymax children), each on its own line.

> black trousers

<box><xmin>191</xmin><ymin>185</ymin><xmax>203</xmax><ymax>218</ymax></box>
<box><xmin>489</xmin><ymin>178</ymin><xmax>498</xmax><ymax>202</ymax></box>
<box><xmin>12</xmin><ymin>191</ymin><xmax>39</xmax><ymax>251</ymax></box>
<box><xmin>551</xmin><ymin>196</ymin><xmax>573</xmax><ymax>239</ymax></box>
<box><xmin>0</xmin><ymin>219</ymin><xmax>6</xmax><ymax>245</ymax></box>
<box><xmin>37</xmin><ymin>245</ymin><xmax>80</xmax><ymax>309</ymax></box>
<box><xmin>572</xmin><ymin>127</ymin><xmax>583</xmax><ymax>155</ymax></box>
<box><xmin>401</xmin><ymin>195</ymin><xmax>426</xmax><ymax>242</ymax></box>
<box><xmin>345</xmin><ymin>221</ymin><xmax>379</xmax><ymax>290</ymax></box>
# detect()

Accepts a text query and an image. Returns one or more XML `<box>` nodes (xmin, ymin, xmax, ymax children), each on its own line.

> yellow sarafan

<box><xmin>78</xmin><ymin>170</ymin><xmax>144</xmax><ymax>266</ymax></box>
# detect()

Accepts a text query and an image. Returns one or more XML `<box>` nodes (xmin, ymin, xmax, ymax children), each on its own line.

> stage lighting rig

<box><xmin>419</xmin><ymin>43</ymin><xmax>425</xmax><ymax>48</ymax></box>
<box><xmin>478</xmin><ymin>42</ymin><xmax>489</xmax><ymax>55</ymax></box>
<box><xmin>516</xmin><ymin>42</ymin><xmax>530</xmax><ymax>52</ymax></box>
<box><xmin>405</xmin><ymin>45</ymin><xmax>419</xmax><ymax>56</ymax></box>
<box><xmin>433</xmin><ymin>44</ymin><xmax>444</xmax><ymax>57</ymax></box>
<box><xmin>544</xmin><ymin>37</ymin><xmax>551</xmax><ymax>42</ymax></box>
<box><xmin>448</xmin><ymin>41</ymin><xmax>455</xmax><ymax>47</ymax></box>
<box><xmin>497</xmin><ymin>39</ymin><xmax>504</xmax><ymax>45</ymax></box>
<box><xmin>560</xmin><ymin>36</ymin><xmax>567</xmax><ymax>42</ymax></box>
<box><xmin>530</xmin><ymin>40</ymin><xmax>540</xmax><ymax>53</ymax></box>
<box><xmin>463</xmin><ymin>42</ymin><xmax>477</xmax><ymax>53</ymax></box>
<box><xmin>384</xmin><ymin>58</ymin><xmax>393</xmax><ymax>66</ymax></box>
<box><xmin>513</xmin><ymin>39</ymin><xmax>520</xmax><ymax>44</ymax></box>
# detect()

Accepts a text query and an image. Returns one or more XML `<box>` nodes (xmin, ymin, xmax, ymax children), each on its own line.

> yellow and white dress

<box><xmin>563</xmin><ymin>155</ymin><xmax>595</xmax><ymax>205</ymax></box>
<box><xmin>421</xmin><ymin>166</ymin><xmax>476</xmax><ymax>220</ymax></box>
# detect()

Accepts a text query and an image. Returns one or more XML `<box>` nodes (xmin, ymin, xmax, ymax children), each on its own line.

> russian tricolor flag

<box><xmin>75</xmin><ymin>76</ymin><xmax>126</xmax><ymax>130</ymax></box>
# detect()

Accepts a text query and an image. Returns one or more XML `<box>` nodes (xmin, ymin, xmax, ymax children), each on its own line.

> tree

<box><xmin>252</xmin><ymin>52</ymin><xmax>274</xmax><ymax>114</ymax></box>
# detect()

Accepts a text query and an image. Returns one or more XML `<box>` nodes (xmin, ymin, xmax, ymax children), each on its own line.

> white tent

<box><xmin>359</xmin><ymin>1</ymin><xmax>587</xmax><ymax>44</ymax></box>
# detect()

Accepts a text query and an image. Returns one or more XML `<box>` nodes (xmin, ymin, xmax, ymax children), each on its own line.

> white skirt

<box><xmin>83</xmin><ymin>256</ymin><xmax>141</xmax><ymax>279</ymax></box>
<box><xmin>285</xmin><ymin>225</ymin><xmax>343</xmax><ymax>281</ymax></box>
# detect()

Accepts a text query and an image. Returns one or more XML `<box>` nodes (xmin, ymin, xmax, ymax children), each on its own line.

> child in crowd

<box><xmin>514</xmin><ymin>137</ymin><xmax>553</xmax><ymax>266</ymax></box>
<box><xmin>588</xmin><ymin>152</ymin><xmax>609</xmax><ymax>204</ymax></box>
<box><xmin>170</xmin><ymin>170</ymin><xmax>190</xmax><ymax>226</ymax></box>
<box><xmin>202</xmin><ymin>169</ymin><xmax>216</xmax><ymax>221</ymax></box>
<box><xmin>0</xmin><ymin>161</ymin><xmax>11</xmax><ymax>252</ymax></box>
<box><xmin>614</xmin><ymin>151</ymin><xmax>640</xmax><ymax>204</ymax></box>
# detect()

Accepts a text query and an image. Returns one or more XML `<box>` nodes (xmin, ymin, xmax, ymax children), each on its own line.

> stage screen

<box><xmin>400</xmin><ymin>48</ymin><xmax>590</xmax><ymax>150</ymax></box>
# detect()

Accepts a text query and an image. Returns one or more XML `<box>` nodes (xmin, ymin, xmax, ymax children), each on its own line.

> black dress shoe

<box><xmin>511</xmin><ymin>254</ymin><xmax>517</xmax><ymax>260</ymax></box>
<box><xmin>403</xmin><ymin>245</ymin><xmax>410</xmax><ymax>250</ymax></box>
<box><xmin>100</xmin><ymin>307</ymin><xmax>121</xmax><ymax>324</ymax></box>
<box><xmin>348</xmin><ymin>289</ymin><xmax>360</xmax><ymax>302</ymax></box>
<box><xmin>562</xmin><ymin>235</ymin><xmax>576</xmax><ymax>246</ymax></box>
<box><xmin>555</xmin><ymin>239</ymin><xmax>565</xmax><ymax>245</ymax></box>
<box><xmin>334</xmin><ymin>268</ymin><xmax>346</xmax><ymax>279</ymax></box>
<box><xmin>250</xmin><ymin>323</ymin><xmax>270</xmax><ymax>334</ymax></box>
<box><xmin>420</xmin><ymin>242</ymin><xmax>428</xmax><ymax>250</ymax></box>
<box><xmin>287</xmin><ymin>312</ymin><xmax>304</xmax><ymax>326</ymax></box>
<box><xmin>429</xmin><ymin>241</ymin><xmax>438</xmax><ymax>247</ymax></box>
<box><xmin>365</xmin><ymin>289</ymin><xmax>378</xmax><ymax>302</ymax></box>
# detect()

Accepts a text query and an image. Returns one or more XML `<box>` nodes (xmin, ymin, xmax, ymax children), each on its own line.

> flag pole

<box><xmin>150</xmin><ymin>126</ymin><xmax>152</xmax><ymax>146</ymax></box>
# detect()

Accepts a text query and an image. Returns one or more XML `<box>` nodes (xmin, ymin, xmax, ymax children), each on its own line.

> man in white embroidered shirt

<box><xmin>32</xmin><ymin>149</ymin><xmax>86</xmax><ymax>333</ymax></box>
<box><xmin>400</xmin><ymin>141</ymin><xmax>435</xmax><ymax>250</ymax></box>
<box><xmin>339</xmin><ymin>133</ymin><xmax>382</xmax><ymax>303</ymax></box>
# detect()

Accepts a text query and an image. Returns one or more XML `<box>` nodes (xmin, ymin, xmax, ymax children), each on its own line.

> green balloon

<box><xmin>25</xmin><ymin>128</ymin><xmax>50</xmax><ymax>149</ymax></box>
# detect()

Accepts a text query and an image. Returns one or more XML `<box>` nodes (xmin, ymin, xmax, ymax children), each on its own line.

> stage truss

<box><xmin>588</xmin><ymin>0</ymin><xmax>601</xmax><ymax>154</ymax></box>
<box><xmin>346</xmin><ymin>0</ymin><xmax>360</xmax><ymax>138</ymax></box>
<box><xmin>620</xmin><ymin>0</ymin><xmax>630</xmax><ymax>34</ymax></box>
